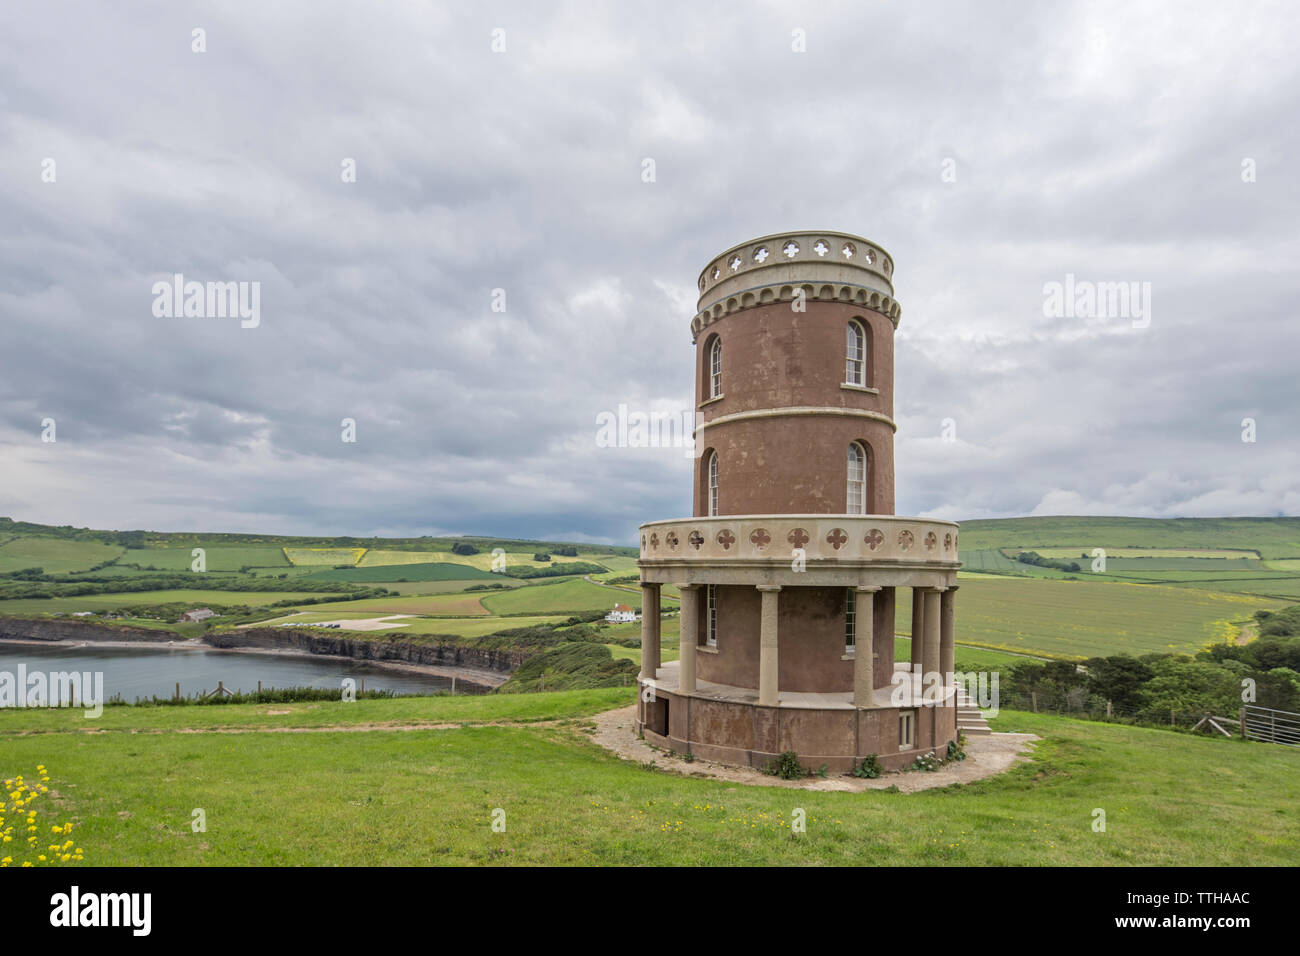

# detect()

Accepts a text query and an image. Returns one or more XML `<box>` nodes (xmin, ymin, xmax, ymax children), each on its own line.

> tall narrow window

<box><xmin>708</xmin><ymin>451</ymin><xmax>719</xmax><ymax>516</ymax></box>
<box><xmin>846</xmin><ymin>320</ymin><xmax>867</xmax><ymax>386</ymax></box>
<box><xmin>845</xmin><ymin>588</ymin><xmax>856</xmax><ymax>653</ymax></box>
<box><xmin>899</xmin><ymin>711</ymin><xmax>915</xmax><ymax>749</ymax></box>
<box><xmin>847</xmin><ymin>442</ymin><xmax>867</xmax><ymax>514</ymax></box>
<box><xmin>710</xmin><ymin>337</ymin><xmax>723</xmax><ymax>398</ymax></box>
<box><xmin>706</xmin><ymin>585</ymin><xmax>718</xmax><ymax>647</ymax></box>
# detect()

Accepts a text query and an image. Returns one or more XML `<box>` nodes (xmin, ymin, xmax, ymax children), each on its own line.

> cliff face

<box><xmin>0</xmin><ymin>617</ymin><xmax>176</xmax><ymax>643</ymax></box>
<box><xmin>206</xmin><ymin>628</ymin><xmax>526</xmax><ymax>678</ymax></box>
<box><xmin>0</xmin><ymin>618</ymin><xmax>523</xmax><ymax>686</ymax></box>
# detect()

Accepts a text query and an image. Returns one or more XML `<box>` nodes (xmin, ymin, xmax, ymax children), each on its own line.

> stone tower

<box><xmin>636</xmin><ymin>231</ymin><xmax>961</xmax><ymax>772</ymax></box>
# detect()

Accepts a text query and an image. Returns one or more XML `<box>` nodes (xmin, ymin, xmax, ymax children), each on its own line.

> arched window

<box><xmin>846</xmin><ymin>320</ymin><xmax>867</xmax><ymax>386</ymax></box>
<box><xmin>847</xmin><ymin>442</ymin><xmax>867</xmax><ymax>514</ymax></box>
<box><xmin>707</xmin><ymin>451</ymin><xmax>719</xmax><ymax>516</ymax></box>
<box><xmin>710</xmin><ymin>337</ymin><xmax>723</xmax><ymax>398</ymax></box>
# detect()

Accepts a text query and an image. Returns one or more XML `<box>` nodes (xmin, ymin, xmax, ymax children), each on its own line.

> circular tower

<box><xmin>636</xmin><ymin>231</ymin><xmax>961</xmax><ymax>773</ymax></box>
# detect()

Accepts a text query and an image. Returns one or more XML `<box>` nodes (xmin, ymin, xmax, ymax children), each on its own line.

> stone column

<box><xmin>678</xmin><ymin>584</ymin><xmax>699</xmax><ymax>695</ymax></box>
<box><xmin>923</xmin><ymin>587</ymin><xmax>943</xmax><ymax>697</ymax></box>
<box><xmin>757</xmin><ymin>585</ymin><xmax>781</xmax><ymax>706</ymax></box>
<box><xmin>940</xmin><ymin>586</ymin><xmax>958</xmax><ymax>689</ymax></box>
<box><xmin>639</xmin><ymin>582</ymin><xmax>660</xmax><ymax>681</ymax></box>
<box><xmin>853</xmin><ymin>586</ymin><xmax>880</xmax><ymax>707</ymax></box>
<box><xmin>911</xmin><ymin>587</ymin><xmax>926</xmax><ymax>675</ymax></box>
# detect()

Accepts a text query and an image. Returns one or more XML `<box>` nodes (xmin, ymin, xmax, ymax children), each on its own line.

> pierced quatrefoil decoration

<box><xmin>944</xmin><ymin>532</ymin><xmax>953</xmax><ymax>551</ymax></box>
<box><xmin>728</xmin><ymin>255</ymin><xmax>742</xmax><ymax>272</ymax></box>
<box><xmin>688</xmin><ymin>530</ymin><xmax>704</xmax><ymax>550</ymax></box>
<box><xmin>787</xmin><ymin>527</ymin><xmax>810</xmax><ymax>549</ymax></box>
<box><xmin>898</xmin><ymin>529</ymin><xmax>914</xmax><ymax>551</ymax></box>
<box><xmin>865</xmin><ymin>528</ymin><xmax>884</xmax><ymax>551</ymax></box>
<box><xmin>749</xmin><ymin>527</ymin><xmax>771</xmax><ymax>548</ymax></box>
<box><xmin>716</xmin><ymin>529</ymin><xmax>736</xmax><ymax>550</ymax></box>
<box><xmin>752</xmin><ymin>246</ymin><xmax>769</xmax><ymax>263</ymax></box>
<box><xmin>782</xmin><ymin>240</ymin><xmax>800</xmax><ymax>258</ymax></box>
<box><xmin>924</xmin><ymin>531</ymin><xmax>938</xmax><ymax>551</ymax></box>
<box><xmin>813</xmin><ymin>239</ymin><xmax>829</xmax><ymax>257</ymax></box>
<box><xmin>649</xmin><ymin>533</ymin><xmax>659</xmax><ymax>550</ymax></box>
<box><xmin>666</xmin><ymin>531</ymin><xmax>679</xmax><ymax>550</ymax></box>
<box><xmin>826</xmin><ymin>528</ymin><xmax>848</xmax><ymax>550</ymax></box>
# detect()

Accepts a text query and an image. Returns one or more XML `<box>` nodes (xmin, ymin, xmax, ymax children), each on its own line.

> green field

<box><xmin>1029</xmin><ymin>547</ymin><xmax>1258</xmax><ymax>561</ymax></box>
<box><xmin>1</xmin><ymin>691</ymin><xmax>1294</xmax><ymax>866</ymax></box>
<box><xmin>303</xmin><ymin>562</ymin><xmax>499</xmax><ymax>583</ymax></box>
<box><xmin>958</xmin><ymin>516</ymin><xmax>1300</xmax><ymax>559</ymax></box>
<box><xmin>900</xmin><ymin>576</ymin><xmax>1285</xmax><ymax>659</ymax></box>
<box><xmin>0</xmin><ymin>537</ymin><xmax>123</xmax><ymax>574</ymax></box>
<box><xmin>481</xmin><ymin>578</ymin><xmax>635</xmax><ymax>615</ymax></box>
<box><xmin>283</xmin><ymin>547</ymin><xmax>367</xmax><ymax>566</ymax></box>
<box><xmin>0</xmin><ymin>590</ymin><xmax>325</xmax><ymax>616</ymax></box>
<box><xmin>123</xmin><ymin>546</ymin><xmax>291</xmax><ymax>571</ymax></box>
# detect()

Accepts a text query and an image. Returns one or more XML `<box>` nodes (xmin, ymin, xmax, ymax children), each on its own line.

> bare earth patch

<box><xmin>587</xmin><ymin>704</ymin><xmax>1039</xmax><ymax>792</ymax></box>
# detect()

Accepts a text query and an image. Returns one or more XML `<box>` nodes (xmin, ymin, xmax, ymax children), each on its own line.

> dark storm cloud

<box><xmin>1</xmin><ymin>1</ymin><xmax>1297</xmax><ymax>542</ymax></box>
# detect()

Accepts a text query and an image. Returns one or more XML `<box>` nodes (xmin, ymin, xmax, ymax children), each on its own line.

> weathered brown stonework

<box><xmin>638</xmin><ymin>231</ymin><xmax>961</xmax><ymax>773</ymax></box>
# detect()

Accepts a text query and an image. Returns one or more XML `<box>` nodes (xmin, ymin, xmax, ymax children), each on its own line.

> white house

<box><xmin>179</xmin><ymin>608</ymin><xmax>215</xmax><ymax>623</ymax></box>
<box><xmin>605</xmin><ymin>603</ymin><xmax>637</xmax><ymax>624</ymax></box>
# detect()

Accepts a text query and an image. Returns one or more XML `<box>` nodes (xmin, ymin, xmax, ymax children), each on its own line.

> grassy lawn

<box><xmin>1</xmin><ymin>694</ymin><xmax>1294</xmax><ymax>865</ymax></box>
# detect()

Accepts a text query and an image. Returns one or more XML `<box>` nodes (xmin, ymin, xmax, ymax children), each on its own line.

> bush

<box><xmin>852</xmin><ymin>754</ymin><xmax>883</xmax><ymax>778</ymax></box>
<box><xmin>532</xmin><ymin>553</ymin><xmax>551</xmax><ymax>562</ymax></box>
<box><xmin>451</xmin><ymin>543</ymin><xmax>479</xmax><ymax>556</ymax></box>
<box><xmin>765</xmin><ymin>750</ymin><xmax>806</xmax><ymax>780</ymax></box>
<box><xmin>906</xmin><ymin>750</ymin><xmax>942</xmax><ymax>772</ymax></box>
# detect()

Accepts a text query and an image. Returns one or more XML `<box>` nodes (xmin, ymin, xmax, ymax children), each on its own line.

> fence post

<box><xmin>175</xmin><ymin>682</ymin><xmax>180</xmax><ymax>701</ymax></box>
<box><xmin>258</xmin><ymin>680</ymin><xmax>262</xmax><ymax>694</ymax></box>
<box><xmin>1240</xmin><ymin>706</ymin><xmax>1246</xmax><ymax>740</ymax></box>
<box><xmin>1170</xmin><ymin>708</ymin><xmax>1175</xmax><ymax>728</ymax></box>
<box><xmin>1106</xmin><ymin>700</ymin><xmax>1112</xmax><ymax>719</ymax></box>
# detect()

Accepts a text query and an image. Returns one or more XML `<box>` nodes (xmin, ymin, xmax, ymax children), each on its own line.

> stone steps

<box><xmin>955</xmin><ymin>691</ymin><xmax>993</xmax><ymax>736</ymax></box>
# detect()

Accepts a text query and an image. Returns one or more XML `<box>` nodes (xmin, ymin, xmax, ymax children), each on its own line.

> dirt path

<box><xmin>585</xmin><ymin>704</ymin><xmax>1039</xmax><ymax>792</ymax></box>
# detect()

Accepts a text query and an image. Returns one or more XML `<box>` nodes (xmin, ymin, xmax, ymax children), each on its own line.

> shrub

<box><xmin>906</xmin><ymin>750</ymin><xmax>942</xmax><ymax>772</ymax></box>
<box><xmin>765</xmin><ymin>750</ymin><xmax>806</xmax><ymax>780</ymax></box>
<box><xmin>852</xmin><ymin>754</ymin><xmax>883</xmax><ymax>778</ymax></box>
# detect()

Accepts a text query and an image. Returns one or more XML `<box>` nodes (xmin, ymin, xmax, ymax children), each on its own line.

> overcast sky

<box><xmin>1</xmin><ymin>1</ymin><xmax>1297</xmax><ymax>545</ymax></box>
